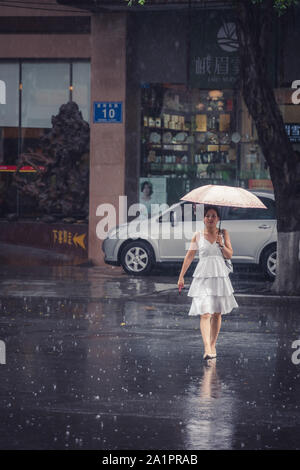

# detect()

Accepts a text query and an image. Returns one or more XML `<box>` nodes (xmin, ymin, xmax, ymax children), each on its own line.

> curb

<box><xmin>130</xmin><ymin>289</ymin><xmax>300</xmax><ymax>305</ymax></box>
<box><xmin>0</xmin><ymin>285</ymin><xmax>299</xmax><ymax>304</ymax></box>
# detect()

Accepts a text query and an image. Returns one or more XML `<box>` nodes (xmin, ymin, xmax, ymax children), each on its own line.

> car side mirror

<box><xmin>170</xmin><ymin>211</ymin><xmax>177</xmax><ymax>227</ymax></box>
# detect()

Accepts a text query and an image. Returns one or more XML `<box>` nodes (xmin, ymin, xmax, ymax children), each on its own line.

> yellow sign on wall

<box><xmin>52</xmin><ymin>230</ymin><xmax>86</xmax><ymax>250</ymax></box>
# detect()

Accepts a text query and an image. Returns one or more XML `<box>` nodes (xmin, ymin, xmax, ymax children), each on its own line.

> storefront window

<box><xmin>0</xmin><ymin>63</ymin><xmax>19</xmax><ymax>129</ymax></box>
<box><xmin>140</xmin><ymin>83</ymin><xmax>238</xmax><ymax>209</ymax></box>
<box><xmin>238</xmin><ymin>88</ymin><xmax>300</xmax><ymax>191</ymax></box>
<box><xmin>19</xmin><ymin>63</ymin><xmax>69</xmax><ymax>217</ymax></box>
<box><xmin>276</xmin><ymin>88</ymin><xmax>300</xmax><ymax>151</ymax></box>
<box><xmin>278</xmin><ymin>88</ymin><xmax>300</xmax><ymax>190</ymax></box>
<box><xmin>72</xmin><ymin>62</ymin><xmax>90</xmax><ymax>123</ymax></box>
<box><xmin>0</xmin><ymin>63</ymin><xmax>19</xmax><ymax>217</ymax></box>
<box><xmin>21</xmin><ymin>62</ymin><xmax>70</xmax><ymax>130</ymax></box>
<box><xmin>0</xmin><ymin>60</ymin><xmax>90</xmax><ymax>220</ymax></box>
<box><xmin>140</xmin><ymin>83</ymin><xmax>300</xmax><ymax>202</ymax></box>
<box><xmin>238</xmin><ymin>96</ymin><xmax>271</xmax><ymax>190</ymax></box>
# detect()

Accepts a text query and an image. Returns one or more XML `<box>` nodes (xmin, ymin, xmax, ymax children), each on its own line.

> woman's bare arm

<box><xmin>220</xmin><ymin>228</ymin><xmax>233</xmax><ymax>259</ymax></box>
<box><xmin>177</xmin><ymin>232</ymin><xmax>198</xmax><ymax>287</ymax></box>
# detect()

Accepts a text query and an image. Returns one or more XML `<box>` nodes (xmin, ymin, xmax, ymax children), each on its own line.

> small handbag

<box><xmin>219</xmin><ymin>229</ymin><xmax>233</xmax><ymax>273</ymax></box>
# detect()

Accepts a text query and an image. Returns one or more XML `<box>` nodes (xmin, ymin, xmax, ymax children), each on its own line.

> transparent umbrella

<box><xmin>181</xmin><ymin>184</ymin><xmax>267</xmax><ymax>231</ymax></box>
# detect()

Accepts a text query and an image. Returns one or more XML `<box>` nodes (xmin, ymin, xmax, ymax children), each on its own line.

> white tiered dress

<box><xmin>187</xmin><ymin>231</ymin><xmax>238</xmax><ymax>316</ymax></box>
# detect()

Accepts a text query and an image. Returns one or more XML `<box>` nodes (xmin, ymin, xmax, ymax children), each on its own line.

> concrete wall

<box><xmin>0</xmin><ymin>35</ymin><xmax>90</xmax><ymax>59</ymax></box>
<box><xmin>89</xmin><ymin>13</ymin><xmax>127</xmax><ymax>265</ymax></box>
<box><xmin>0</xmin><ymin>0</ymin><xmax>90</xmax><ymax>58</ymax></box>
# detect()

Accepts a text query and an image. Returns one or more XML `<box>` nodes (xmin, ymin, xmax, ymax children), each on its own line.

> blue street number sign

<box><xmin>93</xmin><ymin>102</ymin><xmax>123</xmax><ymax>123</ymax></box>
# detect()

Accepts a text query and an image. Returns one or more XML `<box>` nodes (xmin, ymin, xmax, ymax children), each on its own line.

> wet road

<box><xmin>0</xmin><ymin>262</ymin><xmax>274</xmax><ymax>299</ymax></box>
<box><xmin>0</xmin><ymin>266</ymin><xmax>300</xmax><ymax>450</ymax></box>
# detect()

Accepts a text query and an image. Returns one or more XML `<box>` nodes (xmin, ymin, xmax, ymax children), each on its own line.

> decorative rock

<box><xmin>13</xmin><ymin>101</ymin><xmax>90</xmax><ymax>218</ymax></box>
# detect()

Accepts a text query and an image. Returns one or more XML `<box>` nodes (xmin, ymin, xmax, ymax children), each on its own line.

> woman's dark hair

<box><xmin>204</xmin><ymin>205</ymin><xmax>221</xmax><ymax>218</ymax></box>
<box><xmin>141</xmin><ymin>181</ymin><xmax>153</xmax><ymax>196</ymax></box>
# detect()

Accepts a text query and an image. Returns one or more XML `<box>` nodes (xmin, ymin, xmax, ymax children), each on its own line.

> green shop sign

<box><xmin>189</xmin><ymin>10</ymin><xmax>239</xmax><ymax>89</ymax></box>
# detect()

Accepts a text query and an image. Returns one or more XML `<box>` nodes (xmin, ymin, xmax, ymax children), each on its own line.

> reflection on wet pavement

<box><xmin>0</xmin><ymin>264</ymin><xmax>275</xmax><ymax>301</ymax></box>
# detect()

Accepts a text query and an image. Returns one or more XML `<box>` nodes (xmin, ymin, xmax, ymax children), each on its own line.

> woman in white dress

<box><xmin>177</xmin><ymin>205</ymin><xmax>238</xmax><ymax>360</ymax></box>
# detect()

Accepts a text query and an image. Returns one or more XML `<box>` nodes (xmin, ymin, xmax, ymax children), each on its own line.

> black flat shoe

<box><xmin>203</xmin><ymin>354</ymin><xmax>214</xmax><ymax>360</ymax></box>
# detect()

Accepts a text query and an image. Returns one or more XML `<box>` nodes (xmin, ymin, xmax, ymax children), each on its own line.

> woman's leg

<box><xmin>210</xmin><ymin>312</ymin><xmax>222</xmax><ymax>356</ymax></box>
<box><xmin>200</xmin><ymin>313</ymin><xmax>212</xmax><ymax>357</ymax></box>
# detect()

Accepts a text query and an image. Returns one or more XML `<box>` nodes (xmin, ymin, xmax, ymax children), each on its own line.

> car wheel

<box><xmin>261</xmin><ymin>245</ymin><xmax>277</xmax><ymax>280</ymax></box>
<box><xmin>120</xmin><ymin>241</ymin><xmax>155</xmax><ymax>275</ymax></box>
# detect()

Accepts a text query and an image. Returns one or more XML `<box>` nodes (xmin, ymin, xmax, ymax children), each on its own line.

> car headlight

<box><xmin>107</xmin><ymin>227</ymin><xmax>119</xmax><ymax>239</ymax></box>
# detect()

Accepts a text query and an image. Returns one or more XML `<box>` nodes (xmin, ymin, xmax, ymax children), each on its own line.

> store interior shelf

<box><xmin>147</xmin><ymin>146</ymin><xmax>191</xmax><ymax>150</ymax></box>
<box><xmin>144</xmin><ymin>162</ymin><xmax>236</xmax><ymax>167</ymax></box>
<box><xmin>144</xmin><ymin>127</ymin><xmax>190</xmax><ymax>131</ymax></box>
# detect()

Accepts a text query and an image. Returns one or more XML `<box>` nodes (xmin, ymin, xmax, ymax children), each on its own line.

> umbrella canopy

<box><xmin>180</xmin><ymin>184</ymin><xmax>267</xmax><ymax>209</ymax></box>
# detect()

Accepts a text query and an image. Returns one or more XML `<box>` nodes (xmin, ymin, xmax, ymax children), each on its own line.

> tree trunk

<box><xmin>276</xmin><ymin>231</ymin><xmax>300</xmax><ymax>295</ymax></box>
<box><xmin>235</xmin><ymin>0</ymin><xmax>300</xmax><ymax>294</ymax></box>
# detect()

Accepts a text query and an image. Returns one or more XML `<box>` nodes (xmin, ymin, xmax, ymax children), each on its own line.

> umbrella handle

<box><xmin>218</xmin><ymin>208</ymin><xmax>222</xmax><ymax>233</ymax></box>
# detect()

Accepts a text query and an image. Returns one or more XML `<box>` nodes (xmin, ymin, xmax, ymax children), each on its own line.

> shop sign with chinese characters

<box><xmin>52</xmin><ymin>229</ymin><xmax>86</xmax><ymax>250</ymax></box>
<box><xmin>190</xmin><ymin>10</ymin><xmax>240</xmax><ymax>88</ymax></box>
<box><xmin>285</xmin><ymin>123</ymin><xmax>300</xmax><ymax>143</ymax></box>
<box><xmin>189</xmin><ymin>10</ymin><xmax>276</xmax><ymax>89</ymax></box>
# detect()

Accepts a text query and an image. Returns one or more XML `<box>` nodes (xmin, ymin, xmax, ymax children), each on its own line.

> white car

<box><xmin>102</xmin><ymin>190</ymin><xmax>277</xmax><ymax>279</ymax></box>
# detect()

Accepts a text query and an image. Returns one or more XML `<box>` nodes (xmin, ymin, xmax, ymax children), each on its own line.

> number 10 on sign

<box><xmin>94</xmin><ymin>102</ymin><xmax>123</xmax><ymax>123</ymax></box>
